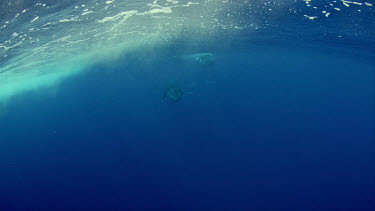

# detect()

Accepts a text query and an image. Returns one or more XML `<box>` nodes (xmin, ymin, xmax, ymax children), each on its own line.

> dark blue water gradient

<box><xmin>0</xmin><ymin>45</ymin><xmax>374</xmax><ymax>210</ymax></box>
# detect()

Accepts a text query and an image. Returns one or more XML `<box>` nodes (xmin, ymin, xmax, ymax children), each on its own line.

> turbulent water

<box><xmin>0</xmin><ymin>0</ymin><xmax>374</xmax><ymax>210</ymax></box>
<box><xmin>0</xmin><ymin>0</ymin><xmax>373</xmax><ymax>102</ymax></box>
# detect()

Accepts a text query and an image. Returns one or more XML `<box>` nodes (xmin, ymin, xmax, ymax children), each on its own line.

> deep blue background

<box><xmin>0</xmin><ymin>45</ymin><xmax>374</xmax><ymax>210</ymax></box>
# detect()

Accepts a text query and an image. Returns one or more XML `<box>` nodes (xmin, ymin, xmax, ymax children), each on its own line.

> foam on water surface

<box><xmin>0</xmin><ymin>0</ymin><xmax>373</xmax><ymax>103</ymax></box>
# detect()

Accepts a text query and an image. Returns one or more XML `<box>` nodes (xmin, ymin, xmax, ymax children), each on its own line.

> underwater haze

<box><xmin>0</xmin><ymin>0</ymin><xmax>374</xmax><ymax>210</ymax></box>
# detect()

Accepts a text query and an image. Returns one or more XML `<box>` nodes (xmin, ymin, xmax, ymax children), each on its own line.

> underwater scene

<box><xmin>0</xmin><ymin>0</ymin><xmax>374</xmax><ymax>210</ymax></box>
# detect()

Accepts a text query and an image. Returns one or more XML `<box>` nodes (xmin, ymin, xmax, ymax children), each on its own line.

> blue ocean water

<box><xmin>0</xmin><ymin>0</ymin><xmax>374</xmax><ymax>210</ymax></box>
